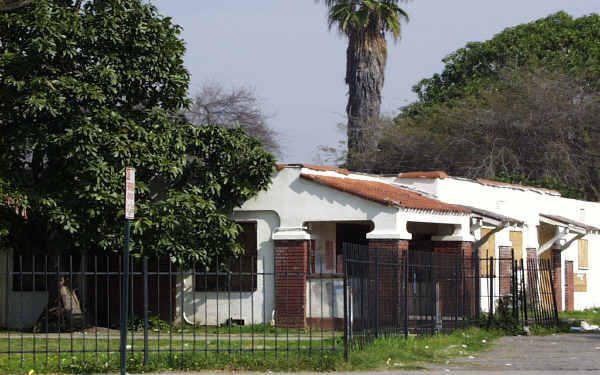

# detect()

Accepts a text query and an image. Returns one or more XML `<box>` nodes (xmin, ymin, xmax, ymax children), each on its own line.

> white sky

<box><xmin>152</xmin><ymin>1</ymin><xmax>597</xmax><ymax>164</ymax></box>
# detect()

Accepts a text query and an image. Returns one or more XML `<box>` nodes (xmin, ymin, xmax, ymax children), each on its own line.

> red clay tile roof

<box><xmin>476</xmin><ymin>179</ymin><xmax>560</xmax><ymax>195</ymax></box>
<box><xmin>397</xmin><ymin>171</ymin><xmax>449</xmax><ymax>179</ymax></box>
<box><xmin>300</xmin><ymin>174</ymin><xmax>470</xmax><ymax>214</ymax></box>
<box><xmin>277</xmin><ymin>163</ymin><xmax>351</xmax><ymax>175</ymax></box>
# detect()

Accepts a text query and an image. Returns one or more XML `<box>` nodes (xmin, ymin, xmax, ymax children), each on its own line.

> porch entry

<box><xmin>342</xmin><ymin>243</ymin><xmax>559</xmax><ymax>349</ymax></box>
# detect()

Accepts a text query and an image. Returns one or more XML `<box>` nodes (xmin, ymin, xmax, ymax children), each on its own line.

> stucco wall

<box><xmin>6</xmin><ymin>291</ymin><xmax>48</xmax><ymax>329</ymax></box>
<box><xmin>309</xmin><ymin>222</ymin><xmax>338</xmax><ymax>274</ymax></box>
<box><xmin>561</xmin><ymin>237</ymin><xmax>600</xmax><ymax>310</ymax></box>
<box><xmin>306</xmin><ymin>278</ymin><xmax>344</xmax><ymax>320</ymax></box>
<box><xmin>413</xmin><ymin>177</ymin><xmax>600</xmax><ymax>310</ymax></box>
<box><xmin>240</xmin><ymin>168</ymin><xmax>400</xmax><ymax>235</ymax></box>
<box><xmin>176</xmin><ymin>210</ymin><xmax>279</xmax><ymax>326</ymax></box>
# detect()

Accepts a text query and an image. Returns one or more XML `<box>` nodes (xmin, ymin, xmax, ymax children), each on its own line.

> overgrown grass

<box><xmin>0</xmin><ymin>327</ymin><xmax>502</xmax><ymax>374</ymax></box>
<box><xmin>559</xmin><ymin>307</ymin><xmax>600</xmax><ymax>326</ymax></box>
<box><xmin>339</xmin><ymin>327</ymin><xmax>503</xmax><ymax>371</ymax></box>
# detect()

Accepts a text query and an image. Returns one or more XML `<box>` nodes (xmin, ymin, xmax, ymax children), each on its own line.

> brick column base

<box><xmin>431</xmin><ymin>241</ymin><xmax>476</xmax><ymax>319</ymax></box>
<box><xmin>565</xmin><ymin>260</ymin><xmax>574</xmax><ymax>312</ymax></box>
<box><xmin>498</xmin><ymin>246</ymin><xmax>512</xmax><ymax>296</ymax></box>
<box><xmin>552</xmin><ymin>248</ymin><xmax>562</xmax><ymax>312</ymax></box>
<box><xmin>368</xmin><ymin>239</ymin><xmax>408</xmax><ymax>328</ymax></box>
<box><xmin>526</xmin><ymin>248</ymin><xmax>539</xmax><ymax>300</ymax></box>
<box><xmin>274</xmin><ymin>240</ymin><xmax>308</xmax><ymax>329</ymax></box>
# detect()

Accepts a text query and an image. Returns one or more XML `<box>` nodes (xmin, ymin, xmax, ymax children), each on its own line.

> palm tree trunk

<box><xmin>345</xmin><ymin>30</ymin><xmax>386</xmax><ymax>170</ymax></box>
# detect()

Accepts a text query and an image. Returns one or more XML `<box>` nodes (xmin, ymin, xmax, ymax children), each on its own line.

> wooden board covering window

<box><xmin>479</xmin><ymin>228</ymin><xmax>495</xmax><ymax>276</ymax></box>
<box><xmin>538</xmin><ymin>223</ymin><xmax>555</xmax><ymax>261</ymax></box>
<box><xmin>578</xmin><ymin>239</ymin><xmax>589</xmax><ymax>269</ymax></box>
<box><xmin>574</xmin><ymin>273</ymin><xmax>587</xmax><ymax>292</ymax></box>
<box><xmin>510</xmin><ymin>231</ymin><xmax>524</xmax><ymax>262</ymax></box>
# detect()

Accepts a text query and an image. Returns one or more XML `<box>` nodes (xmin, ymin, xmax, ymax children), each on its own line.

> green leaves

<box><xmin>0</xmin><ymin>0</ymin><xmax>275</xmax><ymax>265</ymax></box>
<box><xmin>409</xmin><ymin>12</ymin><xmax>600</xmax><ymax>110</ymax></box>
<box><xmin>324</xmin><ymin>0</ymin><xmax>408</xmax><ymax>41</ymax></box>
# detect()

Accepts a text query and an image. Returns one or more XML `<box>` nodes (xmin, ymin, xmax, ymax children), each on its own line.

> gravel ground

<box><xmin>429</xmin><ymin>332</ymin><xmax>600</xmax><ymax>372</ymax></box>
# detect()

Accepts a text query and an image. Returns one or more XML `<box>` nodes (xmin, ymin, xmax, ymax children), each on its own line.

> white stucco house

<box><xmin>175</xmin><ymin>164</ymin><xmax>600</xmax><ymax>329</ymax></box>
<box><xmin>3</xmin><ymin>163</ymin><xmax>599</xmax><ymax>329</ymax></box>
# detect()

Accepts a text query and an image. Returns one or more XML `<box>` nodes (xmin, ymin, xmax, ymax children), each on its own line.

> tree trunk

<box><xmin>345</xmin><ymin>29</ymin><xmax>387</xmax><ymax>170</ymax></box>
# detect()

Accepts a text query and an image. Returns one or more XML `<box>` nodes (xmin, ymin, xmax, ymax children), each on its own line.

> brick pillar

<box><xmin>552</xmin><ymin>248</ymin><xmax>562</xmax><ymax>312</ymax></box>
<box><xmin>460</xmin><ymin>242</ymin><xmax>477</xmax><ymax>317</ymax></box>
<box><xmin>565</xmin><ymin>261</ymin><xmax>574</xmax><ymax>312</ymax></box>
<box><xmin>498</xmin><ymin>246</ymin><xmax>512</xmax><ymax>296</ymax></box>
<box><xmin>431</xmin><ymin>241</ymin><xmax>474</xmax><ymax>321</ymax></box>
<box><xmin>274</xmin><ymin>239</ymin><xmax>308</xmax><ymax>329</ymax></box>
<box><xmin>368</xmin><ymin>239</ymin><xmax>408</xmax><ymax>329</ymax></box>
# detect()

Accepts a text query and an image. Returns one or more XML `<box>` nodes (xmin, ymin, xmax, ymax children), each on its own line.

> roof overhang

<box><xmin>539</xmin><ymin>214</ymin><xmax>600</xmax><ymax>235</ymax></box>
<box><xmin>460</xmin><ymin>205</ymin><xmax>524</xmax><ymax>228</ymax></box>
<box><xmin>538</xmin><ymin>214</ymin><xmax>599</xmax><ymax>256</ymax></box>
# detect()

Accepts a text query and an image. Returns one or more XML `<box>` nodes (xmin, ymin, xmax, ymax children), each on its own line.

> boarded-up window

<box><xmin>574</xmin><ymin>273</ymin><xmax>587</xmax><ymax>292</ymax></box>
<box><xmin>578</xmin><ymin>239</ymin><xmax>589</xmax><ymax>269</ymax></box>
<box><xmin>479</xmin><ymin>228</ymin><xmax>495</xmax><ymax>276</ymax></box>
<box><xmin>510</xmin><ymin>231</ymin><xmax>524</xmax><ymax>262</ymax></box>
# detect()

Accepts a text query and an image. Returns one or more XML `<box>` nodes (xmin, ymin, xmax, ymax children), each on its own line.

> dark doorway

<box><xmin>336</xmin><ymin>222</ymin><xmax>370</xmax><ymax>255</ymax></box>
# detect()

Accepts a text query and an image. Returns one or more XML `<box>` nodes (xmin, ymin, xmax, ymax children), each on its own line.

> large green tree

<box><xmin>320</xmin><ymin>0</ymin><xmax>408</xmax><ymax>167</ymax></box>
<box><xmin>0</xmin><ymin>0</ymin><xmax>275</xmax><ymax>265</ymax></box>
<box><xmin>373</xmin><ymin>67</ymin><xmax>600</xmax><ymax>200</ymax></box>
<box><xmin>406</xmin><ymin>12</ymin><xmax>600</xmax><ymax>114</ymax></box>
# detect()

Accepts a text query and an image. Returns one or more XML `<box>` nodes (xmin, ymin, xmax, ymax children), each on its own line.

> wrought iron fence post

<box><xmin>511</xmin><ymin>250</ymin><xmax>518</xmax><ymax>326</ymax></box>
<box><xmin>520</xmin><ymin>259</ymin><xmax>528</xmax><ymax>328</ymax></box>
<box><xmin>404</xmin><ymin>248</ymin><xmax>409</xmax><ymax>338</ymax></box>
<box><xmin>488</xmin><ymin>257</ymin><xmax>494</xmax><ymax>327</ymax></box>
<box><xmin>143</xmin><ymin>256</ymin><xmax>149</xmax><ymax>365</ymax></box>
<box><xmin>343</xmin><ymin>245</ymin><xmax>349</xmax><ymax>361</ymax></box>
<box><xmin>474</xmin><ymin>248</ymin><xmax>480</xmax><ymax>325</ymax></box>
<box><xmin>547</xmin><ymin>258</ymin><xmax>560</xmax><ymax>326</ymax></box>
<box><xmin>120</xmin><ymin>219</ymin><xmax>131</xmax><ymax>375</ymax></box>
<box><xmin>375</xmin><ymin>246</ymin><xmax>380</xmax><ymax>338</ymax></box>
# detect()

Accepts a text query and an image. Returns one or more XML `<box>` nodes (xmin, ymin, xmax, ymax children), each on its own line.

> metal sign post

<box><xmin>120</xmin><ymin>168</ymin><xmax>135</xmax><ymax>375</ymax></box>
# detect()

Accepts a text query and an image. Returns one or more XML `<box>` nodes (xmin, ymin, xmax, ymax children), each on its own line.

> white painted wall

<box><xmin>309</xmin><ymin>222</ymin><xmax>338</xmax><ymax>274</ymax></box>
<box><xmin>6</xmin><ymin>291</ymin><xmax>48</xmax><ymax>329</ymax></box>
<box><xmin>395</xmin><ymin>175</ymin><xmax>600</xmax><ymax>310</ymax></box>
<box><xmin>176</xmin><ymin>210</ymin><xmax>279</xmax><ymax>326</ymax></box>
<box><xmin>306</xmin><ymin>278</ymin><xmax>344</xmax><ymax>320</ymax></box>
<box><xmin>240</xmin><ymin>167</ymin><xmax>401</xmax><ymax>236</ymax></box>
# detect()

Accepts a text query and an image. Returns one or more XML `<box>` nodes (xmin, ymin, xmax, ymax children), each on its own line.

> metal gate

<box><xmin>517</xmin><ymin>258</ymin><xmax>560</xmax><ymax>328</ymax></box>
<box><xmin>342</xmin><ymin>243</ymin><xmax>480</xmax><ymax>351</ymax></box>
<box><xmin>342</xmin><ymin>244</ymin><xmax>559</xmax><ymax>355</ymax></box>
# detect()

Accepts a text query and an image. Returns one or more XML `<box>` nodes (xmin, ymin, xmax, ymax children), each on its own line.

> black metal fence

<box><xmin>519</xmin><ymin>258</ymin><xmax>560</xmax><ymax>328</ymax></box>
<box><xmin>0</xmin><ymin>248</ymin><xmax>559</xmax><ymax>370</ymax></box>
<box><xmin>342</xmin><ymin>244</ymin><xmax>480</xmax><ymax>349</ymax></box>
<box><xmin>342</xmin><ymin>244</ymin><xmax>559</xmax><ymax>351</ymax></box>
<box><xmin>0</xmin><ymin>252</ymin><xmax>342</xmax><ymax>371</ymax></box>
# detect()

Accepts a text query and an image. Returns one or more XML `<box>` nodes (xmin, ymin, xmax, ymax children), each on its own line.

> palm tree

<box><xmin>321</xmin><ymin>0</ymin><xmax>408</xmax><ymax>168</ymax></box>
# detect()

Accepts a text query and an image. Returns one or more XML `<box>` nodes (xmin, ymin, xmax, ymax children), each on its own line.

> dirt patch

<box><xmin>430</xmin><ymin>333</ymin><xmax>600</xmax><ymax>371</ymax></box>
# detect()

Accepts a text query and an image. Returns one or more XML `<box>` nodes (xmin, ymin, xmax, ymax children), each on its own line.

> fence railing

<box><xmin>0</xmin><ymin>252</ymin><xmax>342</xmax><ymax>371</ymax></box>
<box><xmin>343</xmin><ymin>244</ymin><xmax>482</xmax><ymax>349</ymax></box>
<box><xmin>342</xmin><ymin>244</ymin><xmax>558</xmax><ymax>351</ymax></box>
<box><xmin>0</xmin><ymin>248</ymin><xmax>559</xmax><ymax>370</ymax></box>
